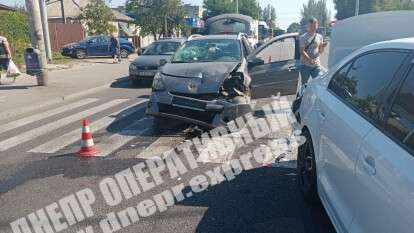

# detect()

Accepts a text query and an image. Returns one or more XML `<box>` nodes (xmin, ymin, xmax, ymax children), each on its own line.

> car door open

<box><xmin>248</xmin><ymin>34</ymin><xmax>300</xmax><ymax>98</ymax></box>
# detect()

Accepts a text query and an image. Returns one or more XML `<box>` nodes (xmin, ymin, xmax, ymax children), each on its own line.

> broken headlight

<box><xmin>152</xmin><ymin>73</ymin><xmax>166</xmax><ymax>91</ymax></box>
<box><xmin>220</xmin><ymin>72</ymin><xmax>247</xmax><ymax>99</ymax></box>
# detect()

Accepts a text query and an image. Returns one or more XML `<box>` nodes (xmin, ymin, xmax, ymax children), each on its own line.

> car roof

<box><xmin>189</xmin><ymin>34</ymin><xmax>240</xmax><ymax>41</ymax></box>
<box><xmin>363</xmin><ymin>37</ymin><xmax>414</xmax><ymax>51</ymax></box>
<box><xmin>154</xmin><ymin>38</ymin><xmax>186</xmax><ymax>43</ymax></box>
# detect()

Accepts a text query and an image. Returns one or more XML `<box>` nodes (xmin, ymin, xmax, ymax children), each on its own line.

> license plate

<box><xmin>172</xmin><ymin>97</ymin><xmax>206</xmax><ymax>110</ymax></box>
<box><xmin>138</xmin><ymin>71</ymin><xmax>155</xmax><ymax>76</ymax></box>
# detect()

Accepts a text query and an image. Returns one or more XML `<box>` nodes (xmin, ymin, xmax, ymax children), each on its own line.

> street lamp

<box><xmin>231</xmin><ymin>0</ymin><xmax>239</xmax><ymax>14</ymax></box>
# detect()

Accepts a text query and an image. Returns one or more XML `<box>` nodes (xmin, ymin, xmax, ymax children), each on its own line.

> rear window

<box><xmin>208</xmin><ymin>19</ymin><xmax>248</xmax><ymax>35</ymax></box>
<box><xmin>328</xmin><ymin>51</ymin><xmax>408</xmax><ymax>123</ymax></box>
<box><xmin>386</xmin><ymin>66</ymin><xmax>414</xmax><ymax>153</ymax></box>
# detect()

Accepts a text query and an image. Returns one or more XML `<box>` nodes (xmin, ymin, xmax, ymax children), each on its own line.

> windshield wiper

<box><xmin>171</xmin><ymin>61</ymin><xmax>188</xmax><ymax>63</ymax></box>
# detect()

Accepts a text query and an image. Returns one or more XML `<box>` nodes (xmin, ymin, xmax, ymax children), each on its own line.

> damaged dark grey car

<box><xmin>146</xmin><ymin>35</ymin><xmax>253</xmax><ymax>128</ymax></box>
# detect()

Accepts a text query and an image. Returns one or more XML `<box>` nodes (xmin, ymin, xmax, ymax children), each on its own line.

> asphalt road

<box><xmin>0</xmin><ymin>77</ymin><xmax>336</xmax><ymax>233</ymax></box>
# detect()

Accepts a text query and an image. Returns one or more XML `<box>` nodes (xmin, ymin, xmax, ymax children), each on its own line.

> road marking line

<box><xmin>0</xmin><ymin>98</ymin><xmax>99</xmax><ymax>135</ymax></box>
<box><xmin>29</xmin><ymin>100</ymin><xmax>148</xmax><ymax>154</ymax></box>
<box><xmin>97</xmin><ymin>118</ymin><xmax>152</xmax><ymax>157</ymax></box>
<box><xmin>0</xmin><ymin>99</ymin><xmax>128</xmax><ymax>152</ymax></box>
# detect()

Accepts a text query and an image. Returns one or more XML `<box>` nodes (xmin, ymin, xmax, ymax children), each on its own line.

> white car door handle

<box><xmin>362</xmin><ymin>156</ymin><xmax>376</xmax><ymax>175</ymax></box>
<box><xmin>319</xmin><ymin>112</ymin><xmax>326</xmax><ymax>120</ymax></box>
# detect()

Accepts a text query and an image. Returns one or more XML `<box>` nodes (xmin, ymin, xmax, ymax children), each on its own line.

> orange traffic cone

<box><xmin>78</xmin><ymin>119</ymin><xmax>97</xmax><ymax>157</ymax></box>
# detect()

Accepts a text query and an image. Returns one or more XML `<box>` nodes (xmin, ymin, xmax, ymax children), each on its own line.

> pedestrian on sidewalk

<box><xmin>298</xmin><ymin>17</ymin><xmax>328</xmax><ymax>94</ymax></box>
<box><xmin>110</xmin><ymin>34</ymin><xmax>121</xmax><ymax>64</ymax></box>
<box><xmin>0</xmin><ymin>35</ymin><xmax>12</xmax><ymax>85</ymax></box>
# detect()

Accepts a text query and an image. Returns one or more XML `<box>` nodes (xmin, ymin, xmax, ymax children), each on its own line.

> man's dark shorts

<box><xmin>0</xmin><ymin>58</ymin><xmax>9</xmax><ymax>71</ymax></box>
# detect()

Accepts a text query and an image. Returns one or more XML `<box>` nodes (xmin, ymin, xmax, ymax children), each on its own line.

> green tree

<box><xmin>79</xmin><ymin>0</ymin><xmax>115</xmax><ymax>35</ymax></box>
<box><xmin>334</xmin><ymin>0</ymin><xmax>414</xmax><ymax>20</ymax></box>
<box><xmin>0</xmin><ymin>10</ymin><xmax>30</xmax><ymax>66</ymax></box>
<box><xmin>261</xmin><ymin>4</ymin><xmax>277</xmax><ymax>29</ymax></box>
<box><xmin>300</xmin><ymin>0</ymin><xmax>331</xmax><ymax>28</ymax></box>
<box><xmin>287</xmin><ymin>22</ymin><xmax>301</xmax><ymax>33</ymax></box>
<box><xmin>203</xmin><ymin>0</ymin><xmax>260</xmax><ymax>19</ymax></box>
<box><xmin>126</xmin><ymin>0</ymin><xmax>187</xmax><ymax>39</ymax></box>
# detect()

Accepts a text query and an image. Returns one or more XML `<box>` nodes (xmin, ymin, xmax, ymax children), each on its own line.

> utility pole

<box><xmin>25</xmin><ymin>0</ymin><xmax>49</xmax><ymax>86</ymax></box>
<box><xmin>39</xmin><ymin>0</ymin><xmax>53</xmax><ymax>62</ymax></box>
<box><xmin>235</xmin><ymin>0</ymin><xmax>239</xmax><ymax>14</ymax></box>
<box><xmin>164</xmin><ymin>17</ymin><xmax>168</xmax><ymax>38</ymax></box>
<box><xmin>355</xmin><ymin>0</ymin><xmax>360</xmax><ymax>16</ymax></box>
<box><xmin>60</xmin><ymin>0</ymin><xmax>66</xmax><ymax>24</ymax></box>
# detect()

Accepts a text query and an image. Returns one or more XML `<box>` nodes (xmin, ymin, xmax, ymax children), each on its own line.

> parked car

<box><xmin>129</xmin><ymin>38</ymin><xmax>185</xmax><ymax>85</ymax></box>
<box><xmin>146</xmin><ymin>33</ymin><xmax>301</xmax><ymax>128</ymax></box>
<box><xmin>61</xmin><ymin>35</ymin><xmax>135</xmax><ymax>59</ymax></box>
<box><xmin>297</xmin><ymin>38</ymin><xmax>414</xmax><ymax>233</ymax></box>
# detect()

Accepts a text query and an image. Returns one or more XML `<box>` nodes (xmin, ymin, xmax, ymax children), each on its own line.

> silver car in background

<box><xmin>129</xmin><ymin>38</ymin><xmax>185</xmax><ymax>85</ymax></box>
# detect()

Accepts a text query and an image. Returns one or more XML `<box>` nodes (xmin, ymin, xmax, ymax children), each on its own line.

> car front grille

<box><xmin>158</xmin><ymin>103</ymin><xmax>216</xmax><ymax>123</ymax></box>
<box><xmin>170</xmin><ymin>92</ymin><xmax>219</xmax><ymax>101</ymax></box>
<box><xmin>137</xmin><ymin>65</ymin><xmax>159</xmax><ymax>70</ymax></box>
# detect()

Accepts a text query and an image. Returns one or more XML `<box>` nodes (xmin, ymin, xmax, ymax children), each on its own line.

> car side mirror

<box><xmin>137</xmin><ymin>48</ymin><xmax>143</xmax><ymax>55</ymax></box>
<box><xmin>248</xmin><ymin>57</ymin><xmax>264</xmax><ymax>67</ymax></box>
<box><xmin>159</xmin><ymin>59</ymin><xmax>168</xmax><ymax>66</ymax></box>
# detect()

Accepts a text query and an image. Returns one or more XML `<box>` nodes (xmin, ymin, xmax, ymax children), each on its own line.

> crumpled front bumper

<box><xmin>146</xmin><ymin>91</ymin><xmax>252</xmax><ymax>128</ymax></box>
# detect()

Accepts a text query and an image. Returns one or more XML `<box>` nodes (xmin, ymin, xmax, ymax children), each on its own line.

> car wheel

<box><xmin>75</xmin><ymin>49</ymin><xmax>86</xmax><ymax>59</ymax></box>
<box><xmin>120</xmin><ymin>49</ymin><xmax>129</xmax><ymax>58</ymax></box>
<box><xmin>297</xmin><ymin>129</ymin><xmax>319</xmax><ymax>204</ymax></box>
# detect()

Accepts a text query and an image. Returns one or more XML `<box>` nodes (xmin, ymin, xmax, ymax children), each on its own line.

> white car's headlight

<box><xmin>152</xmin><ymin>72</ymin><xmax>166</xmax><ymax>91</ymax></box>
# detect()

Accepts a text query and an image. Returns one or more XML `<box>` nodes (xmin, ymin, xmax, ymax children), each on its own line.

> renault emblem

<box><xmin>188</xmin><ymin>82</ymin><xmax>198</xmax><ymax>93</ymax></box>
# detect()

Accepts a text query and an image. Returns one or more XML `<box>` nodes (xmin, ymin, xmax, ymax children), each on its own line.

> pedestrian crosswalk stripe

<box><xmin>97</xmin><ymin>118</ymin><xmax>152</xmax><ymax>157</ymax></box>
<box><xmin>0</xmin><ymin>99</ymin><xmax>128</xmax><ymax>152</ymax></box>
<box><xmin>29</xmin><ymin>100</ymin><xmax>148</xmax><ymax>154</ymax></box>
<box><xmin>0</xmin><ymin>98</ymin><xmax>99</xmax><ymax>135</ymax></box>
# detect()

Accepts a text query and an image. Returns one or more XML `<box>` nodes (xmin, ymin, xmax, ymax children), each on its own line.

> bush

<box><xmin>0</xmin><ymin>10</ymin><xmax>30</xmax><ymax>67</ymax></box>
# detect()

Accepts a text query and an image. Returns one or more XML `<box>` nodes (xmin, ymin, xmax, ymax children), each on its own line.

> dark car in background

<box><xmin>61</xmin><ymin>35</ymin><xmax>135</xmax><ymax>59</ymax></box>
<box><xmin>129</xmin><ymin>38</ymin><xmax>185</xmax><ymax>85</ymax></box>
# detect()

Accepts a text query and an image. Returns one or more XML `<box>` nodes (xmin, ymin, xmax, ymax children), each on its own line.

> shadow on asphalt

<box><xmin>110</xmin><ymin>76</ymin><xmax>152</xmax><ymax>89</ymax></box>
<box><xmin>179</xmin><ymin>165</ymin><xmax>336</xmax><ymax>233</ymax></box>
<box><xmin>0</xmin><ymin>85</ymin><xmax>38</xmax><ymax>90</ymax></box>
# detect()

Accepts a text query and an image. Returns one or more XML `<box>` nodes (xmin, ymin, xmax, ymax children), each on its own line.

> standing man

<box><xmin>298</xmin><ymin>17</ymin><xmax>327</xmax><ymax>93</ymax></box>
<box><xmin>0</xmin><ymin>35</ymin><xmax>11</xmax><ymax>84</ymax></box>
<box><xmin>110</xmin><ymin>34</ymin><xmax>121</xmax><ymax>63</ymax></box>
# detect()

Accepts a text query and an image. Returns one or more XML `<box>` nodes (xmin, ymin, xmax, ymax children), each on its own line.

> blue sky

<box><xmin>1</xmin><ymin>0</ymin><xmax>336</xmax><ymax>29</ymax></box>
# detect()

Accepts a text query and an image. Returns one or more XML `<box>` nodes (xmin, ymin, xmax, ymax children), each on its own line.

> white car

<box><xmin>297</xmin><ymin>37</ymin><xmax>414</xmax><ymax>233</ymax></box>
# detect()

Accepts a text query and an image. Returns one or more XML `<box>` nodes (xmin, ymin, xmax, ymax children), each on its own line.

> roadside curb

<box><xmin>0</xmin><ymin>83</ymin><xmax>111</xmax><ymax>121</ymax></box>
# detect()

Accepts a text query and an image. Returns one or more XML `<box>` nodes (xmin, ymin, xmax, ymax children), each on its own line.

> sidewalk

<box><xmin>0</xmin><ymin>56</ymin><xmax>135</xmax><ymax>120</ymax></box>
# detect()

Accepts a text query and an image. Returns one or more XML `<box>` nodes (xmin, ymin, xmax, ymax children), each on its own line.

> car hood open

<box><xmin>160</xmin><ymin>62</ymin><xmax>239</xmax><ymax>94</ymax></box>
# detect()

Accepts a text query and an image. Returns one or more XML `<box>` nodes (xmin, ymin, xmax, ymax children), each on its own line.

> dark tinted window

<box><xmin>328</xmin><ymin>62</ymin><xmax>352</xmax><ymax>96</ymax></box>
<box><xmin>328</xmin><ymin>51</ymin><xmax>407</xmax><ymax>121</ymax></box>
<box><xmin>387</xmin><ymin>67</ymin><xmax>414</xmax><ymax>153</ymax></box>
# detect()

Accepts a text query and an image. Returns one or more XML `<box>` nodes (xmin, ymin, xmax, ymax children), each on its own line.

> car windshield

<box><xmin>172</xmin><ymin>39</ymin><xmax>241</xmax><ymax>63</ymax></box>
<box><xmin>143</xmin><ymin>41</ymin><xmax>182</xmax><ymax>55</ymax></box>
